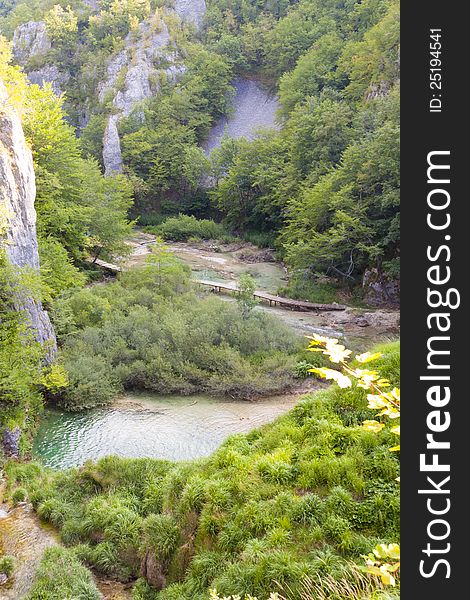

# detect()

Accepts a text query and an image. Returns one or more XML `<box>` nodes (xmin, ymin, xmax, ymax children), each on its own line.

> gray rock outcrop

<box><xmin>1</xmin><ymin>427</ymin><xmax>22</xmax><ymax>459</ymax></box>
<box><xmin>27</xmin><ymin>65</ymin><xmax>70</xmax><ymax>96</ymax></box>
<box><xmin>99</xmin><ymin>15</ymin><xmax>185</xmax><ymax>175</ymax></box>
<box><xmin>362</xmin><ymin>268</ymin><xmax>400</xmax><ymax>306</ymax></box>
<box><xmin>202</xmin><ymin>78</ymin><xmax>280</xmax><ymax>154</ymax></box>
<box><xmin>0</xmin><ymin>83</ymin><xmax>57</xmax><ymax>360</ymax></box>
<box><xmin>173</xmin><ymin>0</ymin><xmax>207</xmax><ymax>31</ymax></box>
<box><xmin>12</xmin><ymin>20</ymin><xmax>69</xmax><ymax>96</ymax></box>
<box><xmin>12</xmin><ymin>21</ymin><xmax>51</xmax><ymax>64</ymax></box>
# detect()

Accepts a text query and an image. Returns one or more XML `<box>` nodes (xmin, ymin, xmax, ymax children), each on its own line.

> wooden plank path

<box><xmin>89</xmin><ymin>260</ymin><xmax>346</xmax><ymax>312</ymax></box>
<box><xmin>92</xmin><ymin>258</ymin><xmax>123</xmax><ymax>272</ymax></box>
<box><xmin>196</xmin><ymin>279</ymin><xmax>346</xmax><ymax>312</ymax></box>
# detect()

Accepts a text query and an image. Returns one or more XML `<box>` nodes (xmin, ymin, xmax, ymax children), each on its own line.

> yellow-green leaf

<box><xmin>362</xmin><ymin>420</ymin><xmax>385</xmax><ymax>433</ymax></box>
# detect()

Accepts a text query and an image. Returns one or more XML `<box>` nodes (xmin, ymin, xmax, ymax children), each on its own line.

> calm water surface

<box><xmin>32</xmin><ymin>393</ymin><xmax>298</xmax><ymax>470</ymax></box>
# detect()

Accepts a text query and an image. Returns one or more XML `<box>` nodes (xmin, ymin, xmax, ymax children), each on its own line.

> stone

<box><xmin>97</xmin><ymin>0</ymin><xmax>208</xmax><ymax>175</ymax></box>
<box><xmin>0</xmin><ymin>83</ymin><xmax>57</xmax><ymax>360</ymax></box>
<box><xmin>357</xmin><ymin>311</ymin><xmax>401</xmax><ymax>329</ymax></box>
<box><xmin>12</xmin><ymin>21</ymin><xmax>69</xmax><ymax>96</ymax></box>
<box><xmin>12</xmin><ymin>21</ymin><xmax>51</xmax><ymax>65</ymax></box>
<box><xmin>140</xmin><ymin>552</ymin><xmax>166</xmax><ymax>590</ymax></box>
<box><xmin>103</xmin><ymin>114</ymin><xmax>124</xmax><ymax>176</ymax></box>
<box><xmin>202</xmin><ymin>78</ymin><xmax>280</xmax><ymax>154</ymax></box>
<box><xmin>2</xmin><ymin>426</ymin><xmax>21</xmax><ymax>458</ymax></box>
<box><xmin>28</xmin><ymin>65</ymin><xmax>70</xmax><ymax>96</ymax></box>
<box><xmin>362</xmin><ymin>268</ymin><xmax>400</xmax><ymax>306</ymax></box>
<box><xmin>99</xmin><ymin>17</ymin><xmax>179</xmax><ymax>174</ymax></box>
<box><xmin>173</xmin><ymin>0</ymin><xmax>207</xmax><ymax>31</ymax></box>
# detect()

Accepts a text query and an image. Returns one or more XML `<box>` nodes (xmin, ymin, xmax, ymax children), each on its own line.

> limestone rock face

<box><xmin>174</xmin><ymin>0</ymin><xmax>207</xmax><ymax>30</ymax></box>
<box><xmin>12</xmin><ymin>21</ymin><xmax>70</xmax><ymax>96</ymax></box>
<box><xmin>0</xmin><ymin>84</ymin><xmax>57</xmax><ymax>360</ymax></box>
<box><xmin>202</xmin><ymin>78</ymin><xmax>280</xmax><ymax>155</ymax></box>
<box><xmin>2</xmin><ymin>427</ymin><xmax>22</xmax><ymax>459</ymax></box>
<box><xmin>12</xmin><ymin>21</ymin><xmax>51</xmax><ymax>64</ymax></box>
<box><xmin>27</xmin><ymin>65</ymin><xmax>70</xmax><ymax>96</ymax></box>
<box><xmin>102</xmin><ymin>114</ymin><xmax>124</xmax><ymax>175</ymax></box>
<box><xmin>99</xmin><ymin>16</ymin><xmax>184</xmax><ymax>175</ymax></box>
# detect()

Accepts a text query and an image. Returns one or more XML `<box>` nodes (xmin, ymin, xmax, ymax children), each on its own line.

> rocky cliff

<box><xmin>98</xmin><ymin>6</ymin><xmax>196</xmax><ymax>175</ymax></box>
<box><xmin>99</xmin><ymin>15</ymin><xmax>175</xmax><ymax>175</ymax></box>
<box><xmin>174</xmin><ymin>0</ymin><xmax>207</xmax><ymax>30</ymax></box>
<box><xmin>12</xmin><ymin>21</ymin><xmax>69</xmax><ymax>96</ymax></box>
<box><xmin>0</xmin><ymin>83</ymin><xmax>57</xmax><ymax>360</ymax></box>
<box><xmin>10</xmin><ymin>1</ymin><xmax>207</xmax><ymax>176</ymax></box>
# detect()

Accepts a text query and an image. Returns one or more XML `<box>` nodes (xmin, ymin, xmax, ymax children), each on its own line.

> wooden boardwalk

<box><xmin>92</xmin><ymin>258</ymin><xmax>122</xmax><ymax>272</ymax></box>
<box><xmin>89</xmin><ymin>260</ymin><xmax>346</xmax><ymax>312</ymax></box>
<box><xmin>196</xmin><ymin>279</ymin><xmax>346</xmax><ymax>312</ymax></box>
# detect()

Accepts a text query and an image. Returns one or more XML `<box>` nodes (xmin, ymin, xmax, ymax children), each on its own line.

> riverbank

<box><xmin>112</xmin><ymin>231</ymin><xmax>400</xmax><ymax>350</ymax></box>
<box><xmin>2</xmin><ymin>341</ymin><xmax>400</xmax><ymax>599</ymax></box>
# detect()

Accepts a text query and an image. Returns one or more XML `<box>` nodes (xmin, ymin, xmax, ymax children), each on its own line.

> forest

<box><xmin>1</xmin><ymin>0</ymin><xmax>400</xmax><ymax>598</ymax></box>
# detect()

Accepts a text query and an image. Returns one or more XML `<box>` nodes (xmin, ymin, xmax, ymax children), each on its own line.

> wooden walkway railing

<box><xmin>195</xmin><ymin>279</ymin><xmax>346</xmax><ymax>312</ymax></box>
<box><xmin>90</xmin><ymin>261</ymin><xmax>346</xmax><ymax>312</ymax></box>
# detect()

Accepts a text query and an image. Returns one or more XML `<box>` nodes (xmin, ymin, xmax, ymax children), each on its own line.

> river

<box><xmin>2</xmin><ymin>237</ymin><xmax>398</xmax><ymax>597</ymax></box>
<box><xmin>30</xmin><ymin>231</ymin><xmax>400</xmax><ymax>470</ymax></box>
<box><xmin>126</xmin><ymin>234</ymin><xmax>400</xmax><ymax>346</ymax></box>
<box><xmin>31</xmin><ymin>391</ymin><xmax>307</xmax><ymax>470</ymax></box>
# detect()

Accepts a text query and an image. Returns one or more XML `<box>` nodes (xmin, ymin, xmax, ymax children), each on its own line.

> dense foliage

<box><xmin>1</xmin><ymin>36</ymin><xmax>133</xmax><ymax>443</ymax></box>
<box><xmin>148</xmin><ymin>214</ymin><xmax>230</xmax><ymax>242</ymax></box>
<box><xmin>50</xmin><ymin>243</ymin><xmax>302</xmax><ymax>409</ymax></box>
<box><xmin>25</xmin><ymin>546</ymin><xmax>101</xmax><ymax>600</ymax></box>
<box><xmin>2</xmin><ymin>0</ymin><xmax>400</xmax><ymax>296</ymax></box>
<box><xmin>0</xmin><ymin>38</ymin><xmax>134</xmax><ymax>299</ymax></box>
<box><xmin>0</xmin><ymin>202</ymin><xmax>44</xmax><ymax>445</ymax></box>
<box><xmin>5</xmin><ymin>342</ymin><xmax>400</xmax><ymax>598</ymax></box>
<box><xmin>208</xmin><ymin>0</ymin><xmax>400</xmax><ymax>290</ymax></box>
<box><xmin>1</xmin><ymin>2</ymin><xmax>400</xmax><ymax>598</ymax></box>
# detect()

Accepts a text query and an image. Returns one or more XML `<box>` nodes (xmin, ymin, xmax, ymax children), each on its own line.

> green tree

<box><xmin>278</xmin><ymin>32</ymin><xmax>345</xmax><ymax>116</ymax></box>
<box><xmin>237</xmin><ymin>273</ymin><xmax>259</xmax><ymax>318</ymax></box>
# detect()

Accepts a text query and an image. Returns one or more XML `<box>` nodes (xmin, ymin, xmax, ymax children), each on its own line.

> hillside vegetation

<box><xmin>1</xmin><ymin>0</ymin><xmax>399</xmax><ymax>298</ymax></box>
<box><xmin>1</xmin><ymin>1</ymin><xmax>400</xmax><ymax>597</ymax></box>
<box><xmin>5</xmin><ymin>342</ymin><xmax>400</xmax><ymax>599</ymax></box>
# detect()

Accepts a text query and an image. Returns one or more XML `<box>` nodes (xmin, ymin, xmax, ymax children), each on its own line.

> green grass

<box><xmin>7</xmin><ymin>342</ymin><xmax>400</xmax><ymax>599</ymax></box>
<box><xmin>24</xmin><ymin>547</ymin><xmax>101</xmax><ymax>600</ymax></box>
<box><xmin>0</xmin><ymin>555</ymin><xmax>15</xmax><ymax>578</ymax></box>
<box><xmin>145</xmin><ymin>214</ymin><xmax>232</xmax><ymax>242</ymax></box>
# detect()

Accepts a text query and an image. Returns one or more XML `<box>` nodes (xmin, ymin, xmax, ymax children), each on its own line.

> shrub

<box><xmin>292</xmin><ymin>493</ymin><xmax>324</xmax><ymax>525</ymax></box>
<box><xmin>25</xmin><ymin>547</ymin><xmax>101</xmax><ymax>600</ymax></box>
<box><xmin>0</xmin><ymin>555</ymin><xmax>15</xmax><ymax>577</ymax></box>
<box><xmin>142</xmin><ymin>514</ymin><xmax>180</xmax><ymax>559</ymax></box>
<box><xmin>152</xmin><ymin>214</ymin><xmax>227</xmax><ymax>242</ymax></box>
<box><xmin>59</xmin><ymin>354</ymin><xmax>120</xmax><ymax>411</ymax></box>
<box><xmin>57</xmin><ymin>290</ymin><xmax>300</xmax><ymax>409</ymax></box>
<box><xmin>11</xmin><ymin>487</ymin><xmax>27</xmax><ymax>504</ymax></box>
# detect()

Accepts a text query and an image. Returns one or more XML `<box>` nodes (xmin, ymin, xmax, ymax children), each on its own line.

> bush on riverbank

<box><xmin>147</xmin><ymin>215</ymin><xmax>233</xmax><ymax>243</ymax></box>
<box><xmin>7</xmin><ymin>342</ymin><xmax>399</xmax><ymax>598</ymax></box>
<box><xmin>25</xmin><ymin>546</ymin><xmax>101</xmax><ymax>600</ymax></box>
<box><xmin>50</xmin><ymin>248</ymin><xmax>301</xmax><ymax>410</ymax></box>
<box><xmin>0</xmin><ymin>554</ymin><xmax>15</xmax><ymax>578</ymax></box>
